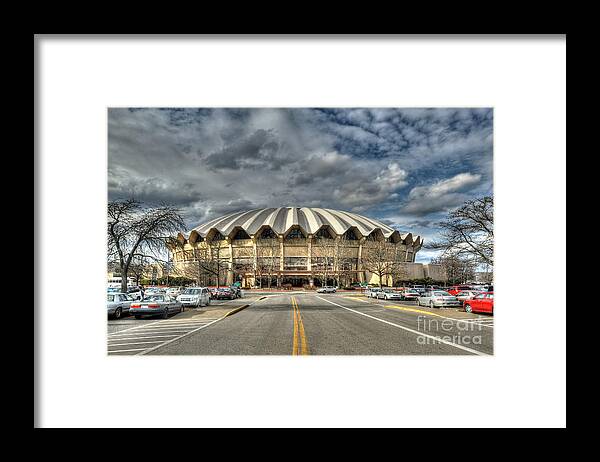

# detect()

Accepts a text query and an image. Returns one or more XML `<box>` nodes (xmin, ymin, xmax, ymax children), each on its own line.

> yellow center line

<box><xmin>292</xmin><ymin>296</ymin><xmax>299</xmax><ymax>355</ymax></box>
<box><xmin>291</xmin><ymin>296</ymin><xmax>309</xmax><ymax>355</ymax></box>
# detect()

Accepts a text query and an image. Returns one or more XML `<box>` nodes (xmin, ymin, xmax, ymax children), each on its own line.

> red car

<box><xmin>448</xmin><ymin>285</ymin><xmax>472</xmax><ymax>296</ymax></box>
<box><xmin>463</xmin><ymin>292</ymin><xmax>494</xmax><ymax>314</ymax></box>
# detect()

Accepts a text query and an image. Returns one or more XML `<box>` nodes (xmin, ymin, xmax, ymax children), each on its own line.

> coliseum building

<box><xmin>169</xmin><ymin>207</ymin><xmax>445</xmax><ymax>288</ymax></box>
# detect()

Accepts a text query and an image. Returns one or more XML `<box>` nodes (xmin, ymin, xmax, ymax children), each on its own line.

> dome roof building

<box><xmin>170</xmin><ymin>207</ymin><xmax>429</xmax><ymax>288</ymax></box>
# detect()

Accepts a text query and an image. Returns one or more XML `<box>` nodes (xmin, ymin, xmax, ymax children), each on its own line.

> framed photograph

<box><xmin>35</xmin><ymin>35</ymin><xmax>566</xmax><ymax>428</ymax></box>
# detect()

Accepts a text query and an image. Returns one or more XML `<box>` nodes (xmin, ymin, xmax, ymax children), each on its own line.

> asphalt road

<box><xmin>129</xmin><ymin>293</ymin><xmax>494</xmax><ymax>356</ymax></box>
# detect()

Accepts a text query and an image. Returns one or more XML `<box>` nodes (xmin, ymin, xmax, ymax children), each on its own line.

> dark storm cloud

<box><xmin>108</xmin><ymin>108</ymin><xmax>493</xmax><ymax>247</ymax></box>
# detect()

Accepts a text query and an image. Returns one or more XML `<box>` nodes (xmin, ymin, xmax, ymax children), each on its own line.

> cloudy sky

<box><xmin>108</xmin><ymin>108</ymin><xmax>493</xmax><ymax>263</ymax></box>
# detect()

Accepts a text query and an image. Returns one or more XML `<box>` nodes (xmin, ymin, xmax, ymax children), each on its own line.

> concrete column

<box><xmin>307</xmin><ymin>235</ymin><xmax>313</xmax><ymax>271</ymax></box>
<box><xmin>252</xmin><ymin>237</ymin><xmax>258</xmax><ymax>273</ymax></box>
<box><xmin>226</xmin><ymin>238</ymin><xmax>234</xmax><ymax>285</ymax></box>
<box><xmin>279</xmin><ymin>236</ymin><xmax>284</xmax><ymax>271</ymax></box>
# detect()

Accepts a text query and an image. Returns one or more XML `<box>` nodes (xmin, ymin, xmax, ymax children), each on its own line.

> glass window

<box><xmin>232</xmin><ymin>229</ymin><xmax>250</xmax><ymax>240</ymax></box>
<box><xmin>343</xmin><ymin>229</ymin><xmax>358</xmax><ymax>240</ymax></box>
<box><xmin>211</xmin><ymin>232</ymin><xmax>225</xmax><ymax>241</ymax></box>
<box><xmin>107</xmin><ymin>295</ymin><xmax>115</xmax><ymax>302</ymax></box>
<box><xmin>285</xmin><ymin>228</ymin><xmax>305</xmax><ymax>239</ymax></box>
<box><xmin>259</xmin><ymin>227</ymin><xmax>277</xmax><ymax>239</ymax></box>
<box><xmin>143</xmin><ymin>295</ymin><xmax>164</xmax><ymax>302</ymax></box>
<box><xmin>315</xmin><ymin>227</ymin><xmax>333</xmax><ymax>239</ymax></box>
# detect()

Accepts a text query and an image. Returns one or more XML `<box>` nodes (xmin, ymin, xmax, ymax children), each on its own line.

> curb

<box><xmin>224</xmin><ymin>304</ymin><xmax>250</xmax><ymax>317</ymax></box>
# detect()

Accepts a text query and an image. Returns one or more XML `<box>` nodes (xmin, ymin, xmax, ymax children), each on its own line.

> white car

<box><xmin>376</xmin><ymin>289</ymin><xmax>402</xmax><ymax>300</ymax></box>
<box><xmin>177</xmin><ymin>287</ymin><xmax>211</xmax><ymax>307</ymax></box>
<box><xmin>126</xmin><ymin>286</ymin><xmax>144</xmax><ymax>300</ymax></box>
<box><xmin>366</xmin><ymin>288</ymin><xmax>382</xmax><ymax>298</ymax></box>
<box><xmin>316</xmin><ymin>286</ymin><xmax>336</xmax><ymax>293</ymax></box>
<box><xmin>455</xmin><ymin>290</ymin><xmax>482</xmax><ymax>302</ymax></box>
<box><xmin>417</xmin><ymin>290</ymin><xmax>461</xmax><ymax>308</ymax></box>
<box><xmin>166</xmin><ymin>287</ymin><xmax>183</xmax><ymax>298</ymax></box>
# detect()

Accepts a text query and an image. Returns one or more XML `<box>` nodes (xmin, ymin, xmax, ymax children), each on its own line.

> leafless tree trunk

<box><xmin>107</xmin><ymin>199</ymin><xmax>185</xmax><ymax>293</ymax></box>
<box><xmin>360</xmin><ymin>239</ymin><xmax>397</xmax><ymax>288</ymax></box>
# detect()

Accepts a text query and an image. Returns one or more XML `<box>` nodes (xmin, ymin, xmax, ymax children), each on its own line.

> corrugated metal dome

<box><xmin>181</xmin><ymin>207</ymin><xmax>422</xmax><ymax>245</ymax></box>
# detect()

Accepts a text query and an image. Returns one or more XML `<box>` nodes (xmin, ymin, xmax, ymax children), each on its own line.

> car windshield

<box><xmin>143</xmin><ymin>295</ymin><xmax>164</xmax><ymax>301</ymax></box>
<box><xmin>219</xmin><ymin>288</ymin><xmax>230</xmax><ymax>292</ymax></box>
<box><xmin>107</xmin><ymin>294</ymin><xmax>115</xmax><ymax>302</ymax></box>
<box><xmin>434</xmin><ymin>291</ymin><xmax>451</xmax><ymax>296</ymax></box>
<box><xmin>183</xmin><ymin>289</ymin><xmax>200</xmax><ymax>294</ymax></box>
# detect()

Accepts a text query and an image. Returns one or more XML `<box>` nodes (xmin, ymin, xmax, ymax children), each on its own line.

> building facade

<box><xmin>169</xmin><ymin>207</ymin><xmax>440</xmax><ymax>288</ymax></box>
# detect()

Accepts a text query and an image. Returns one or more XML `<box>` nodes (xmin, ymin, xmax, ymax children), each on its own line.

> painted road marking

<box><xmin>291</xmin><ymin>296</ymin><xmax>309</xmax><ymax>356</ymax></box>
<box><xmin>315</xmin><ymin>296</ymin><xmax>489</xmax><ymax>356</ymax></box>
<box><xmin>108</xmin><ymin>341</ymin><xmax>167</xmax><ymax>347</ymax></box>
<box><xmin>135</xmin><ymin>305</ymin><xmax>250</xmax><ymax>356</ymax></box>
<box><xmin>358</xmin><ymin>299</ymin><xmax>494</xmax><ymax>329</ymax></box>
<box><xmin>344</xmin><ymin>296</ymin><xmax>369</xmax><ymax>303</ymax></box>
<box><xmin>106</xmin><ymin>335</ymin><xmax>180</xmax><ymax>341</ymax></box>
<box><xmin>385</xmin><ymin>305</ymin><xmax>445</xmax><ymax>318</ymax></box>
<box><xmin>107</xmin><ymin>348</ymin><xmax>147</xmax><ymax>353</ymax></box>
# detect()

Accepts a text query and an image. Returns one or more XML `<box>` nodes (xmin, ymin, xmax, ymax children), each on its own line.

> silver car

<box><xmin>417</xmin><ymin>290</ymin><xmax>462</xmax><ymax>308</ymax></box>
<box><xmin>316</xmin><ymin>286</ymin><xmax>336</xmax><ymax>293</ymax></box>
<box><xmin>376</xmin><ymin>289</ymin><xmax>402</xmax><ymax>300</ymax></box>
<box><xmin>129</xmin><ymin>294</ymin><xmax>183</xmax><ymax>319</ymax></box>
<box><xmin>107</xmin><ymin>293</ymin><xmax>134</xmax><ymax>319</ymax></box>
<box><xmin>367</xmin><ymin>288</ymin><xmax>382</xmax><ymax>298</ymax></box>
<box><xmin>455</xmin><ymin>290</ymin><xmax>482</xmax><ymax>302</ymax></box>
<box><xmin>177</xmin><ymin>287</ymin><xmax>211</xmax><ymax>307</ymax></box>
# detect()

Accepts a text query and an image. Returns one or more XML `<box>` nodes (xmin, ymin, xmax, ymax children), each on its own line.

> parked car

<box><xmin>400</xmin><ymin>290</ymin><xmax>420</xmax><ymax>301</ymax></box>
<box><xmin>209</xmin><ymin>288</ymin><xmax>219</xmax><ymax>299</ymax></box>
<box><xmin>166</xmin><ymin>286</ymin><xmax>183</xmax><ymax>298</ymax></box>
<box><xmin>464</xmin><ymin>292</ymin><xmax>494</xmax><ymax>314</ymax></box>
<box><xmin>316</xmin><ymin>286</ymin><xmax>336</xmax><ymax>293</ymax></box>
<box><xmin>126</xmin><ymin>286</ymin><xmax>144</xmax><ymax>300</ymax></box>
<box><xmin>455</xmin><ymin>290</ymin><xmax>482</xmax><ymax>302</ymax></box>
<box><xmin>366</xmin><ymin>287</ymin><xmax>382</xmax><ymax>298</ymax></box>
<box><xmin>215</xmin><ymin>287</ymin><xmax>236</xmax><ymax>300</ymax></box>
<box><xmin>177</xmin><ymin>287</ymin><xmax>211</xmax><ymax>308</ymax></box>
<box><xmin>107</xmin><ymin>293</ymin><xmax>134</xmax><ymax>319</ymax></box>
<box><xmin>376</xmin><ymin>288</ymin><xmax>402</xmax><ymax>300</ymax></box>
<box><xmin>144</xmin><ymin>287</ymin><xmax>165</xmax><ymax>295</ymax></box>
<box><xmin>447</xmin><ymin>285</ymin><xmax>473</xmax><ymax>296</ymax></box>
<box><xmin>129</xmin><ymin>294</ymin><xmax>182</xmax><ymax>319</ymax></box>
<box><xmin>417</xmin><ymin>290</ymin><xmax>462</xmax><ymax>308</ymax></box>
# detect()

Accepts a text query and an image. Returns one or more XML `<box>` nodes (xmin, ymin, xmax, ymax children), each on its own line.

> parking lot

<box><xmin>108</xmin><ymin>291</ymin><xmax>493</xmax><ymax>355</ymax></box>
<box><xmin>107</xmin><ymin>298</ymin><xmax>250</xmax><ymax>355</ymax></box>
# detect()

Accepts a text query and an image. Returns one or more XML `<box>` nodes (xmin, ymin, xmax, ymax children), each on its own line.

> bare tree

<box><xmin>312</xmin><ymin>234</ymin><xmax>337</xmax><ymax>286</ymax></box>
<box><xmin>360</xmin><ymin>239</ymin><xmax>398</xmax><ymax>288</ymax></box>
<box><xmin>389</xmin><ymin>247</ymin><xmax>410</xmax><ymax>287</ymax></box>
<box><xmin>430</xmin><ymin>254</ymin><xmax>477</xmax><ymax>285</ymax></box>
<box><xmin>427</xmin><ymin>196</ymin><xmax>493</xmax><ymax>266</ymax></box>
<box><xmin>107</xmin><ymin>199</ymin><xmax>185</xmax><ymax>293</ymax></box>
<box><xmin>256</xmin><ymin>237</ymin><xmax>280</xmax><ymax>289</ymax></box>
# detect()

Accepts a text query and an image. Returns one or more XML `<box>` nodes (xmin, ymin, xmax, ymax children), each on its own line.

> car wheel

<box><xmin>162</xmin><ymin>309</ymin><xmax>169</xmax><ymax>319</ymax></box>
<box><xmin>135</xmin><ymin>315</ymin><xmax>142</xmax><ymax>319</ymax></box>
<box><xmin>114</xmin><ymin>307</ymin><xmax>122</xmax><ymax>319</ymax></box>
<box><xmin>430</xmin><ymin>302</ymin><xmax>435</xmax><ymax>309</ymax></box>
<box><xmin>465</xmin><ymin>304</ymin><xmax>472</xmax><ymax>313</ymax></box>
<box><xmin>206</xmin><ymin>298</ymin><xmax>210</xmax><ymax>306</ymax></box>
